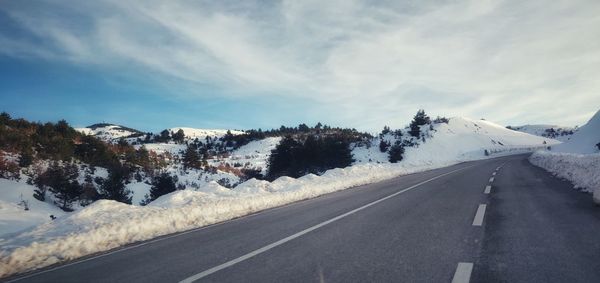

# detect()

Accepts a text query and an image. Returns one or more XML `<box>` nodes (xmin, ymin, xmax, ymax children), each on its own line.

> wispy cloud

<box><xmin>1</xmin><ymin>0</ymin><xmax>599</xmax><ymax>129</ymax></box>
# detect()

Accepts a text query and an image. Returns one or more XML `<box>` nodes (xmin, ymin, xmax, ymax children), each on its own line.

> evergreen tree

<box><xmin>388</xmin><ymin>142</ymin><xmax>405</xmax><ymax>163</ymax></box>
<box><xmin>34</xmin><ymin>162</ymin><xmax>82</xmax><ymax>211</ymax></box>
<box><xmin>100</xmin><ymin>166</ymin><xmax>132</xmax><ymax>204</ymax></box>
<box><xmin>267</xmin><ymin>135</ymin><xmax>354</xmax><ymax>180</ymax></box>
<box><xmin>18</xmin><ymin>149</ymin><xmax>34</xmax><ymax>167</ymax></box>
<box><xmin>267</xmin><ymin>136</ymin><xmax>301</xmax><ymax>179</ymax></box>
<box><xmin>183</xmin><ymin>145</ymin><xmax>202</xmax><ymax>170</ymax></box>
<box><xmin>158</xmin><ymin>129</ymin><xmax>171</xmax><ymax>142</ymax></box>
<box><xmin>172</xmin><ymin>129</ymin><xmax>185</xmax><ymax>143</ymax></box>
<box><xmin>143</xmin><ymin>173</ymin><xmax>178</xmax><ymax>204</ymax></box>
<box><xmin>380</xmin><ymin>126</ymin><xmax>391</xmax><ymax>136</ymax></box>
<box><xmin>409</xmin><ymin>109</ymin><xmax>431</xmax><ymax>137</ymax></box>
<box><xmin>379</xmin><ymin>140</ymin><xmax>390</xmax><ymax>152</ymax></box>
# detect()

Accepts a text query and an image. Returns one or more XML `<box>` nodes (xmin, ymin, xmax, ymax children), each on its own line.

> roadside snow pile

<box><xmin>529</xmin><ymin>110</ymin><xmax>600</xmax><ymax>204</ymax></box>
<box><xmin>530</xmin><ymin>151</ymin><xmax>600</xmax><ymax>194</ymax></box>
<box><xmin>0</xmin><ymin>161</ymin><xmax>446</xmax><ymax>278</ymax></box>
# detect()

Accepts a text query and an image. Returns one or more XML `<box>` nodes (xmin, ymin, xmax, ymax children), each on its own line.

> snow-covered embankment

<box><xmin>530</xmin><ymin>151</ymin><xmax>600</xmax><ymax>204</ymax></box>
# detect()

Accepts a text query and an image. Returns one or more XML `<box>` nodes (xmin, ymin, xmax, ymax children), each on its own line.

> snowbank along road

<box><xmin>5</xmin><ymin>154</ymin><xmax>600</xmax><ymax>283</ymax></box>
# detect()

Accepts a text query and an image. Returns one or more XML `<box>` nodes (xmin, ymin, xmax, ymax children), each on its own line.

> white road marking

<box><xmin>489</xmin><ymin>177</ymin><xmax>494</xmax><ymax>183</ymax></box>
<box><xmin>178</xmin><ymin>166</ymin><xmax>474</xmax><ymax>283</ymax></box>
<box><xmin>484</xmin><ymin>185</ymin><xmax>491</xmax><ymax>194</ymax></box>
<box><xmin>452</xmin><ymin>262</ymin><xmax>474</xmax><ymax>283</ymax></box>
<box><xmin>472</xmin><ymin>204</ymin><xmax>487</xmax><ymax>226</ymax></box>
<box><xmin>492</xmin><ymin>172</ymin><xmax>496</xmax><ymax>176</ymax></box>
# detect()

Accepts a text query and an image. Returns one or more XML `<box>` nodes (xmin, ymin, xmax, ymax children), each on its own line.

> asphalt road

<box><xmin>6</xmin><ymin>154</ymin><xmax>600</xmax><ymax>283</ymax></box>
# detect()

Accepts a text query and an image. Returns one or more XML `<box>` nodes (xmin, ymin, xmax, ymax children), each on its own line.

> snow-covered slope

<box><xmin>219</xmin><ymin>137</ymin><xmax>281</xmax><ymax>174</ymax></box>
<box><xmin>406</xmin><ymin>117</ymin><xmax>557</xmax><ymax>162</ymax></box>
<box><xmin>0</xmin><ymin>179</ymin><xmax>66</xmax><ymax>238</ymax></box>
<box><xmin>553</xmin><ymin>110</ymin><xmax>600</xmax><ymax>154</ymax></box>
<box><xmin>354</xmin><ymin>117</ymin><xmax>558</xmax><ymax>164</ymax></box>
<box><xmin>509</xmin><ymin>124</ymin><xmax>576</xmax><ymax>142</ymax></box>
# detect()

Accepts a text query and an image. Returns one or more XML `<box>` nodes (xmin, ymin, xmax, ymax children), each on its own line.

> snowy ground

<box><xmin>0</xmin><ymin>116</ymin><xmax>556</xmax><ymax>278</ymax></box>
<box><xmin>0</xmin><ymin>179</ymin><xmax>66</xmax><ymax>239</ymax></box>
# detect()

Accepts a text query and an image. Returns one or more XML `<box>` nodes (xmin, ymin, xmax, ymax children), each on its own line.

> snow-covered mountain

<box><xmin>553</xmin><ymin>110</ymin><xmax>600</xmax><ymax>154</ymax></box>
<box><xmin>76</xmin><ymin>123</ymin><xmax>145</xmax><ymax>143</ymax></box>
<box><xmin>76</xmin><ymin>124</ymin><xmax>244</xmax><ymax>144</ymax></box>
<box><xmin>507</xmin><ymin>124</ymin><xmax>576</xmax><ymax>142</ymax></box>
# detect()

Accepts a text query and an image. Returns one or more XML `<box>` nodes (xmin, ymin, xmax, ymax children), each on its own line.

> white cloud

<box><xmin>1</xmin><ymin>0</ymin><xmax>599</xmax><ymax>129</ymax></box>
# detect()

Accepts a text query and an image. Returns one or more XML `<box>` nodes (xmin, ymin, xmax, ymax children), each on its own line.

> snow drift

<box><xmin>0</xmin><ymin>117</ymin><xmax>555</xmax><ymax>278</ymax></box>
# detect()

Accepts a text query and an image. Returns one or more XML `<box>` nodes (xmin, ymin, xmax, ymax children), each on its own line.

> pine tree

<box><xmin>143</xmin><ymin>173</ymin><xmax>178</xmax><ymax>204</ymax></box>
<box><xmin>158</xmin><ymin>129</ymin><xmax>171</xmax><ymax>142</ymax></box>
<box><xmin>172</xmin><ymin>129</ymin><xmax>185</xmax><ymax>143</ymax></box>
<box><xmin>18</xmin><ymin>149</ymin><xmax>34</xmax><ymax>167</ymax></box>
<box><xmin>100</xmin><ymin>167</ymin><xmax>132</xmax><ymax>204</ymax></box>
<box><xmin>379</xmin><ymin>140</ymin><xmax>390</xmax><ymax>152</ymax></box>
<box><xmin>388</xmin><ymin>142</ymin><xmax>405</xmax><ymax>163</ymax></box>
<box><xmin>183</xmin><ymin>145</ymin><xmax>202</xmax><ymax>170</ymax></box>
<box><xmin>409</xmin><ymin>109</ymin><xmax>431</xmax><ymax>137</ymax></box>
<box><xmin>34</xmin><ymin>162</ymin><xmax>82</xmax><ymax>211</ymax></box>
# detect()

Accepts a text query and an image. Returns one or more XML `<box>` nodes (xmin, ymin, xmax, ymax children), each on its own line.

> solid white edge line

<box><xmin>178</xmin><ymin>165</ymin><xmax>474</xmax><ymax>283</ymax></box>
<box><xmin>472</xmin><ymin>204</ymin><xmax>487</xmax><ymax>226</ymax></box>
<box><xmin>489</xmin><ymin>177</ymin><xmax>494</xmax><ymax>183</ymax></box>
<box><xmin>484</xmin><ymin>185</ymin><xmax>491</xmax><ymax>194</ymax></box>
<box><xmin>452</xmin><ymin>262</ymin><xmax>474</xmax><ymax>283</ymax></box>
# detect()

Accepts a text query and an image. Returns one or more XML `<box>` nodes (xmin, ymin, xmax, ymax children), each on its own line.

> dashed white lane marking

<box><xmin>178</xmin><ymin>166</ymin><xmax>474</xmax><ymax>283</ymax></box>
<box><xmin>492</xmin><ymin>172</ymin><xmax>496</xmax><ymax>176</ymax></box>
<box><xmin>452</xmin><ymin>262</ymin><xmax>474</xmax><ymax>283</ymax></box>
<box><xmin>472</xmin><ymin>204</ymin><xmax>487</xmax><ymax>226</ymax></box>
<box><xmin>489</xmin><ymin>177</ymin><xmax>494</xmax><ymax>183</ymax></box>
<box><xmin>484</xmin><ymin>185</ymin><xmax>491</xmax><ymax>194</ymax></box>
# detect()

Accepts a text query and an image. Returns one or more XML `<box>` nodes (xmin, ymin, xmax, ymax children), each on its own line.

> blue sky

<box><xmin>1</xmin><ymin>0</ymin><xmax>599</xmax><ymax>133</ymax></box>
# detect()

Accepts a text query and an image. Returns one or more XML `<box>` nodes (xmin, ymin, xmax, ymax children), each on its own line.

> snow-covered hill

<box><xmin>76</xmin><ymin>123</ymin><xmax>144</xmax><ymax>143</ymax></box>
<box><xmin>553</xmin><ymin>110</ymin><xmax>600</xmax><ymax>154</ymax></box>
<box><xmin>354</xmin><ymin>117</ymin><xmax>558</xmax><ymax>164</ymax></box>
<box><xmin>508</xmin><ymin>124</ymin><xmax>576</xmax><ymax>142</ymax></box>
<box><xmin>169</xmin><ymin>127</ymin><xmax>244</xmax><ymax>141</ymax></box>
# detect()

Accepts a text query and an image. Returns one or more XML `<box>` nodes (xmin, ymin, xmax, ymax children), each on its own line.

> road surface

<box><xmin>6</xmin><ymin>154</ymin><xmax>600</xmax><ymax>283</ymax></box>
